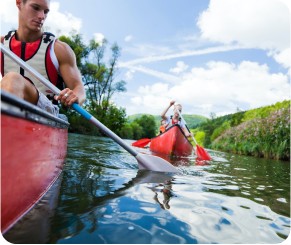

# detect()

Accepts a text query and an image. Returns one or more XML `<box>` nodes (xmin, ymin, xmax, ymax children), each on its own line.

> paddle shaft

<box><xmin>177</xmin><ymin>109</ymin><xmax>198</xmax><ymax>145</ymax></box>
<box><xmin>0</xmin><ymin>43</ymin><xmax>138</xmax><ymax>157</ymax></box>
<box><xmin>177</xmin><ymin>108</ymin><xmax>211</xmax><ymax>160</ymax></box>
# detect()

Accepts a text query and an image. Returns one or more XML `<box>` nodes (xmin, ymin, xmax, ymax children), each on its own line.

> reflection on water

<box><xmin>50</xmin><ymin>133</ymin><xmax>290</xmax><ymax>244</ymax></box>
<box><xmin>3</xmin><ymin>176</ymin><xmax>63</xmax><ymax>243</ymax></box>
<box><xmin>4</xmin><ymin>133</ymin><xmax>290</xmax><ymax>243</ymax></box>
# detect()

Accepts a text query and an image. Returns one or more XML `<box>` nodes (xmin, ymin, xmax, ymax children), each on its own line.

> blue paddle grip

<box><xmin>72</xmin><ymin>103</ymin><xmax>92</xmax><ymax>120</ymax></box>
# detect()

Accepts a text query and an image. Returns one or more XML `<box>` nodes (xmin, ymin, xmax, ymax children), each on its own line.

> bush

<box><xmin>212</xmin><ymin>106</ymin><xmax>290</xmax><ymax>160</ymax></box>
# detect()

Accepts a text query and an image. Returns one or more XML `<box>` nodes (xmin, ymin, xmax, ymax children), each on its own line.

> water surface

<box><xmin>52</xmin><ymin>133</ymin><xmax>290</xmax><ymax>243</ymax></box>
<box><xmin>4</xmin><ymin>133</ymin><xmax>290</xmax><ymax>243</ymax></box>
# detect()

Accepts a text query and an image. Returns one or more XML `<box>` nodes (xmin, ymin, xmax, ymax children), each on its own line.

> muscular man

<box><xmin>1</xmin><ymin>0</ymin><xmax>86</xmax><ymax>116</ymax></box>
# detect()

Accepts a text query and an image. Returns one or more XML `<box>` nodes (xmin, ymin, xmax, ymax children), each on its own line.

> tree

<box><xmin>59</xmin><ymin>34</ymin><xmax>89</xmax><ymax>67</ymax></box>
<box><xmin>131</xmin><ymin>122</ymin><xmax>144</xmax><ymax>140</ymax></box>
<box><xmin>209</xmin><ymin>112</ymin><xmax>216</xmax><ymax>120</ymax></box>
<box><xmin>84</xmin><ymin>40</ymin><xmax>126</xmax><ymax>103</ymax></box>
<box><xmin>117</xmin><ymin>123</ymin><xmax>134</xmax><ymax>139</ymax></box>
<box><xmin>135</xmin><ymin>115</ymin><xmax>157</xmax><ymax>138</ymax></box>
<box><xmin>82</xmin><ymin>39</ymin><xmax>126</xmax><ymax>124</ymax></box>
<box><xmin>59</xmin><ymin>34</ymin><xmax>127</xmax><ymax>135</ymax></box>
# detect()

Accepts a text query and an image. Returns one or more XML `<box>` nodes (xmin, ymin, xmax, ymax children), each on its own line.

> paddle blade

<box><xmin>132</xmin><ymin>138</ymin><xmax>151</xmax><ymax>148</ymax></box>
<box><xmin>196</xmin><ymin>145</ymin><xmax>211</xmax><ymax>161</ymax></box>
<box><xmin>136</xmin><ymin>153</ymin><xmax>178</xmax><ymax>173</ymax></box>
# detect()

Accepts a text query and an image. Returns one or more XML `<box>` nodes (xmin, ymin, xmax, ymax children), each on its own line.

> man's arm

<box><xmin>182</xmin><ymin>127</ymin><xmax>191</xmax><ymax>138</ymax></box>
<box><xmin>54</xmin><ymin>40</ymin><xmax>86</xmax><ymax>106</ymax></box>
<box><xmin>161</xmin><ymin>100</ymin><xmax>175</xmax><ymax>120</ymax></box>
<box><xmin>179</xmin><ymin>116</ymin><xmax>192</xmax><ymax>138</ymax></box>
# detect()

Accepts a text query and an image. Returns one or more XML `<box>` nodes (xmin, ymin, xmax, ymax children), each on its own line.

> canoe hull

<box><xmin>150</xmin><ymin>124</ymin><xmax>193</xmax><ymax>156</ymax></box>
<box><xmin>1</xmin><ymin>92</ymin><xmax>69</xmax><ymax>234</ymax></box>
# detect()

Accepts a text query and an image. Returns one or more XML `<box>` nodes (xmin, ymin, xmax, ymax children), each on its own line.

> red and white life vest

<box><xmin>1</xmin><ymin>31</ymin><xmax>63</xmax><ymax>101</ymax></box>
<box><xmin>167</xmin><ymin>116</ymin><xmax>182</xmax><ymax>128</ymax></box>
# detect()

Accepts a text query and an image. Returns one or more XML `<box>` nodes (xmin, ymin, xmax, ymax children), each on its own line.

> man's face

<box><xmin>173</xmin><ymin>105</ymin><xmax>182</xmax><ymax>117</ymax></box>
<box><xmin>18</xmin><ymin>0</ymin><xmax>50</xmax><ymax>32</ymax></box>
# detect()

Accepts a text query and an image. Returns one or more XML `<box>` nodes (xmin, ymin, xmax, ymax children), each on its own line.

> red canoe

<box><xmin>150</xmin><ymin>124</ymin><xmax>193</xmax><ymax>157</ymax></box>
<box><xmin>1</xmin><ymin>91</ymin><xmax>69</xmax><ymax>234</ymax></box>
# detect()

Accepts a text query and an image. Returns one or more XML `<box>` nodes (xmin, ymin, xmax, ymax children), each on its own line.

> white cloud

<box><xmin>45</xmin><ymin>2</ymin><xmax>82</xmax><ymax>36</ymax></box>
<box><xmin>119</xmin><ymin>0</ymin><xmax>290</xmax><ymax>72</ymax></box>
<box><xmin>138</xmin><ymin>83</ymin><xmax>169</xmax><ymax>95</ymax></box>
<box><xmin>169</xmin><ymin>61</ymin><xmax>189</xmax><ymax>74</ymax></box>
<box><xmin>93</xmin><ymin>33</ymin><xmax>105</xmax><ymax>45</ymax></box>
<box><xmin>0</xmin><ymin>0</ymin><xmax>17</xmax><ymax>24</ymax></box>
<box><xmin>174</xmin><ymin>61</ymin><xmax>289</xmax><ymax>112</ymax></box>
<box><xmin>119</xmin><ymin>0</ymin><xmax>290</xmax><ymax>116</ymax></box>
<box><xmin>130</xmin><ymin>83</ymin><xmax>172</xmax><ymax>114</ymax></box>
<box><xmin>123</xmin><ymin>43</ymin><xmax>173</xmax><ymax>59</ymax></box>
<box><xmin>124</xmin><ymin>35</ymin><xmax>133</xmax><ymax>42</ymax></box>
<box><xmin>0</xmin><ymin>0</ymin><xmax>82</xmax><ymax>37</ymax></box>
<box><xmin>125</xmin><ymin>70</ymin><xmax>135</xmax><ymax>80</ymax></box>
<box><xmin>270</xmin><ymin>48</ymin><xmax>291</xmax><ymax>69</ymax></box>
<box><xmin>120</xmin><ymin>44</ymin><xmax>242</xmax><ymax>67</ymax></box>
<box><xmin>197</xmin><ymin>0</ymin><xmax>291</xmax><ymax>70</ymax></box>
<box><xmin>197</xmin><ymin>0</ymin><xmax>290</xmax><ymax>51</ymax></box>
<box><xmin>124</xmin><ymin>61</ymin><xmax>290</xmax><ymax>116</ymax></box>
<box><xmin>124</xmin><ymin>65</ymin><xmax>180</xmax><ymax>84</ymax></box>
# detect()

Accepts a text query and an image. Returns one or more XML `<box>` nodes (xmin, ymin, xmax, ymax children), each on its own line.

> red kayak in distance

<box><xmin>150</xmin><ymin>124</ymin><xmax>193</xmax><ymax>157</ymax></box>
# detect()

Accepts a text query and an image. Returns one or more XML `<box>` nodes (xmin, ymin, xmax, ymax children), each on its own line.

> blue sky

<box><xmin>1</xmin><ymin>0</ymin><xmax>290</xmax><ymax>117</ymax></box>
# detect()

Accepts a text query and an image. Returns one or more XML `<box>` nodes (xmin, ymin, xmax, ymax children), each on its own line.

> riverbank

<box><xmin>212</xmin><ymin>106</ymin><xmax>290</xmax><ymax>160</ymax></box>
<box><xmin>196</xmin><ymin>100</ymin><xmax>290</xmax><ymax>161</ymax></box>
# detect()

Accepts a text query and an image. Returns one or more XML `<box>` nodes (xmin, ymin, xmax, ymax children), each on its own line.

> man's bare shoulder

<box><xmin>54</xmin><ymin>39</ymin><xmax>74</xmax><ymax>54</ymax></box>
<box><xmin>54</xmin><ymin>39</ymin><xmax>76</xmax><ymax>63</ymax></box>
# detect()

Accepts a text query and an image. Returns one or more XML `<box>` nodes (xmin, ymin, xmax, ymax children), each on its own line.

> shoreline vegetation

<box><xmin>193</xmin><ymin>100</ymin><xmax>290</xmax><ymax>161</ymax></box>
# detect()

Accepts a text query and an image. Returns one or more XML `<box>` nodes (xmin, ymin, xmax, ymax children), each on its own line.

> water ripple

<box><xmin>9</xmin><ymin>134</ymin><xmax>288</xmax><ymax>244</ymax></box>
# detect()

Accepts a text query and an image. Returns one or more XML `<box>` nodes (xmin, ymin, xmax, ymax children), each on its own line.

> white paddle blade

<box><xmin>136</xmin><ymin>153</ymin><xmax>178</xmax><ymax>173</ymax></box>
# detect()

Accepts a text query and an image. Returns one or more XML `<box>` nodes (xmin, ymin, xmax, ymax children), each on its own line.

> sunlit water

<box><xmin>4</xmin><ymin>133</ymin><xmax>290</xmax><ymax>244</ymax></box>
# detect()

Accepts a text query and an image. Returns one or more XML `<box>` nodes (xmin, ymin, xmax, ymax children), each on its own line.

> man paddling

<box><xmin>161</xmin><ymin>100</ymin><xmax>192</xmax><ymax>137</ymax></box>
<box><xmin>0</xmin><ymin>0</ymin><xmax>86</xmax><ymax>117</ymax></box>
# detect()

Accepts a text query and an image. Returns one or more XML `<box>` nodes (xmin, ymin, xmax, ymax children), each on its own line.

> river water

<box><xmin>4</xmin><ymin>133</ymin><xmax>290</xmax><ymax>243</ymax></box>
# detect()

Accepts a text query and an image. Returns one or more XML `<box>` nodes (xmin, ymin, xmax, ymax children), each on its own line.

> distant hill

<box><xmin>127</xmin><ymin>113</ymin><xmax>208</xmax><ymax>128</ymax></box>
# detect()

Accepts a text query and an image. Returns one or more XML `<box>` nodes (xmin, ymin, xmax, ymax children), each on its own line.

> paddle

<box><xmin>132</xmin><ymin>138</ymin><xmax>151</xmax><ymax>148</ymax></box>
<box><xmin>0</xmin><ymin>44</ymin><xmax>178</xmax><ymax>173</ymax></box>
<box><xmin>176</xmin><ymin>109</ymin><xmax>211</xmax><ymax>161</ymax></box>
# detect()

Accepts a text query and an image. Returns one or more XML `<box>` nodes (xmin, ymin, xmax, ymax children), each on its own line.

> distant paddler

<box><xmin>161</xmin><ymin>100</ymin><xmax>192</xmax><ymax>137</ymax></box>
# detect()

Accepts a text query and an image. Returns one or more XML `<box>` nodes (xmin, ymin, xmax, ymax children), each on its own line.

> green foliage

<box><xmin>190</xmin><ymin>130</ymin><xmax>206</xmax><ymax>146</ymax></box>
<box><xmin>117</xmin><ymin>115</ymin><xmax>157</xmax><ymax>140</ymax></box>
<box><xmin>212</xmin><ymin>106</ymin><xmax>290</xmax><ymax>160</ymax></box>
<box><xmin>242</xmin><ymin>100</ymin><xmax>290</xmax><ymax>121</ymax></box>
<box><xmin>128</xmin><ymin>114</ymin><xmax>207</xmax><ymax>129</ymax></box>
<box><xmin>134</xmin><ymin>115</ymin><xmax>157</xmax><ymax>138</ymax></box>
<box><xmin>125</xmin><ymin>113</ymin><xmax>207</xmax><ymax>140</ymax></box>
<box><xmin>230</xmin><ymin>111</ymin><xmax>244</xmax><ymax>127</ymax></box>
<box><xmin>58</xmin><ymin>34</ymin><xmax>128</xmax><ymax>136</ymax></box>
<box><xmin>59</xmin><ymin>34</ymin><xmax>89</xmax><ymax>67</ymax></box>
<box><xmin>196</xmin><ymin>100</ymin><xmax>290</xmax><ymax>161</ymax></box>
<box><xmin>183</xmin><ymin>115</ymin><xmax>208</xmax><ymax>128</ymax></box>
<box><xmin>117</xmin><ymin>123</ymin><xmax>134</xmax><ymax>139</ymax></box>
<box><xmin>211</xmin><ymin>121</ymin><xmax>231</xmax><ymax>142</ymax></box>
<box><xmin>130</xmin><ymin>122</ymin><xmax>144</xmax><ymax>139</ymax></box>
